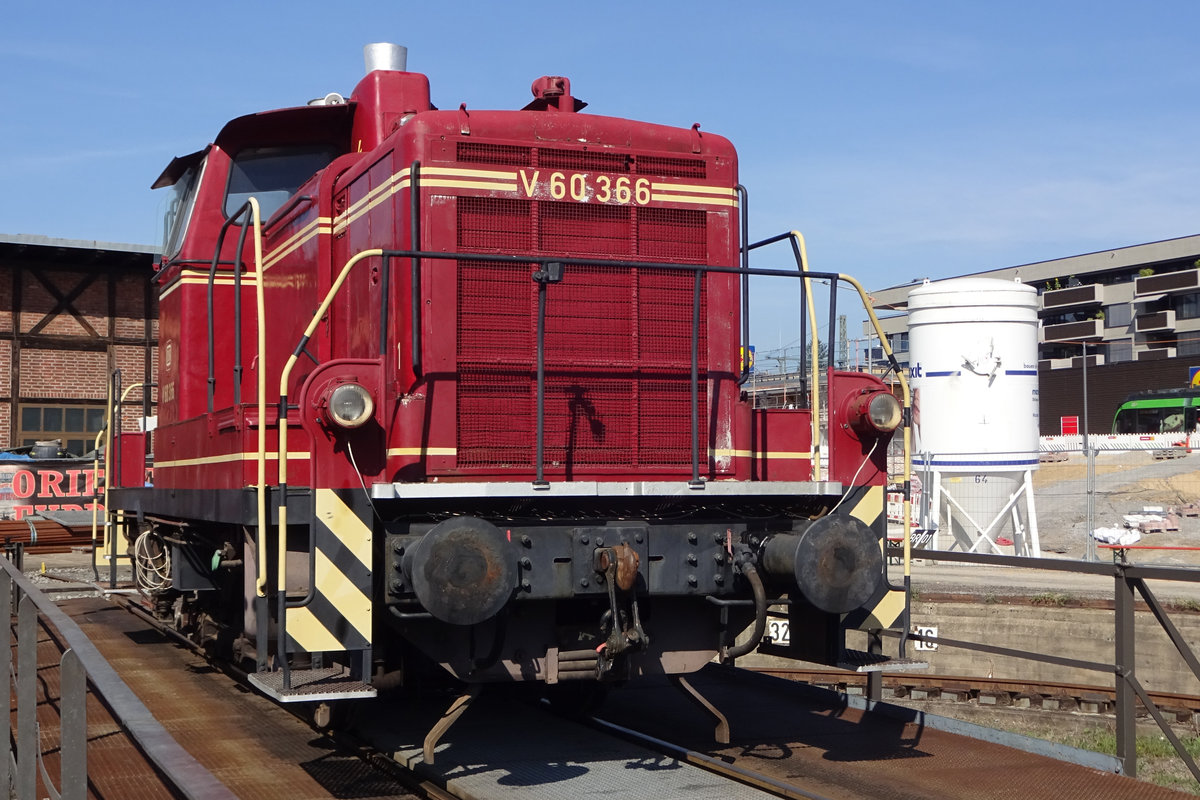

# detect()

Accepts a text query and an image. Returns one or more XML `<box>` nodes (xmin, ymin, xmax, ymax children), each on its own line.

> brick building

<box><xmin>0</xmin><ymin>234</ymin><xmax>158</xmax><ymax>455</ymax></box>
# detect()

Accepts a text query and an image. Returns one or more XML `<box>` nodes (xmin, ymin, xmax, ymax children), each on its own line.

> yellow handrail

<box><xmin>786</xmin><ymin>232</ymin><xmax>823</xmax><ymax>479</ymax></box>
<box><xmin>770</xmin><ymin>229</ymin><xmax>914</xmax><ymax>580</ymax></box>
<box><xmin>273</xmin><ymin>248</ymin><xmax>384</xmax><ymax>595</ymax></box>
<box><xmin>234</xmin><ymin>198</ymin><xmax>270</xmax><ymax>598</ymax></box>
<box><xmin>95</xmin><ymin>380</ymin><xmax>146</xmax><ymax>558</ymax></box>
<box><xmin>837</xmin><ymin>273</ymin><xmax>914</xmax><ymax>579</ymax></box>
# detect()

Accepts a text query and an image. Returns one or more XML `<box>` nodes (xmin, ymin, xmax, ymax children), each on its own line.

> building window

<box><xmin>888</xmin><ymin>332</ymin><xmax>909</xmax><ymax>353</ymax></box>
<box><xmin>1107</xmin><ymin>339</ymin><xmax>1133</xmax><ymax>364</ymax></box>
<box><xmin>1176</xmin><ymin>292</ymin><xmax>1200</xmax><ymax>321</ymax></box>
<box><xmin>19</xmin><ymin>404</ymin><xmax>106</xmax><ymax>457</ymax></box>
<box><xmin>1178</xmin><ymin>330</ymin><xmax>1200</xmax><ymax>357</ymax></box>
<box><xmin>1103</xmin><ymin>302</ymin><xmax>1131</xmax><ymax>329</ymax></box>
<box><xmin>1040</xmin><ymin>343</ymin><xmax>1075</xmax><ymax>361</ymax></box>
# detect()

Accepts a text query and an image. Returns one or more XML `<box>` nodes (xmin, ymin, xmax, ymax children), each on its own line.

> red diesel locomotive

<box><xmin>108</xmin><ymin>44</ymin><xmax>913</xmax><ymax>726</ymax></box>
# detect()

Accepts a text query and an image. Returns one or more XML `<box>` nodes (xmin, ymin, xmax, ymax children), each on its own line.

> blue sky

<box><xmin>3</xmin><ymin>2</ymin><xmax>1198</xmax><ymax>352</ymax></box>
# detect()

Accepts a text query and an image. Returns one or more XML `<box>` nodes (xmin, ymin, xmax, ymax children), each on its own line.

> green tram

<box><xmin>1112</xmin><ymin>388</ymin><xmax>1200</xmax><ymax>434</ymax></box>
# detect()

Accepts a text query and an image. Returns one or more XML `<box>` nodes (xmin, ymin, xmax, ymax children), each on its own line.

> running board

<box><xmin>837</xmin><ymin>649</ymin><xmax>928</xmax><ymax>673</ymax></box>
<box><xmin>249</xmin><ymin>666</ymin><xmax>377</xmax><ymax>703</ymax></box>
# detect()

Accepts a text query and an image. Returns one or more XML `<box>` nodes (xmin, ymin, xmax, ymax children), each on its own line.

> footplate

<box><xmin>837</xmin><ymin>649</ymin><xmax>928</xmax><ymax>673</ymax></box>
<box><xmin>248</xmin><ymin>666</ymin><xmax>377</xmax><ymax>703</ymax></box>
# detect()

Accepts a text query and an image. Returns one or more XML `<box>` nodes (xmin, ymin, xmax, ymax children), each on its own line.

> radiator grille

<box><xmin>539</xmin><ymin>148</ymin><xmax>631</xmax><ymax>173</ymax></box>
<box><xmin>638</xmin><ymin>207</ymin><xmax>706</xmax><ymax>261</ymax></box>
<box><xmin>540</xmin><ymin>204</ymin><xmax>631</xmax><ymax>256</ymax></box>
<box><xmin>457</xmin><ymin>197</ymin><xmax>533</xmax><ymax>251</ymax></box>
<box><xmin>454</xmin><ymin>195</ymin><xmax>710</xmax><ymax>472</ymax></box>
<box><xmin>637</xmin><ymin>155</ymin><xmax>707</xmax><ymax>179</ymax></box>
<box><xmin>457</xmin><ymin>142</ymin><xmax>532</xmax><ymax>166</ymax></box>
<box><xmin>455</xmin><ymin>141</ymin><xmax>707</xmax><ymax>178</ymax></box>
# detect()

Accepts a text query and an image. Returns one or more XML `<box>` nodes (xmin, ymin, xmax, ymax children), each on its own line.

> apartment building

<box><xmin>868</xmin><ymin>234</ymin><xmax>1200</xmax><ymax>434</ymax></box>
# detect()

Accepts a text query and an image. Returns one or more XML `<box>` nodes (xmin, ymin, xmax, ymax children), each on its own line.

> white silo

<box><xmin>907</xmin><ymin>277</ymin><xmax>1040</xmax><ymax>555</ymax></box>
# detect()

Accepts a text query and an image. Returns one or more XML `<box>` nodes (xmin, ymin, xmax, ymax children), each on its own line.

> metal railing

<box><xmin>883</xmin><ymin>546</ymin><xmax>1200</xmax><ymax>781</ymax></box>
<box><xmin>891</xmin><ymin>441</ymin><xmax>1200</xmax><ymax>561</ymax></box>
<box><xmin>0</xmin><ymin>552</ymin><xmax>236</xmax><ymax>799</ymax></box>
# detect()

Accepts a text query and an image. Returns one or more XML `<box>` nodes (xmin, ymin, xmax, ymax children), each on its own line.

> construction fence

<box><xmin>887</xmin><ymin>434</ymin><xmax>1200</xmax><ymax>563</ymax></box>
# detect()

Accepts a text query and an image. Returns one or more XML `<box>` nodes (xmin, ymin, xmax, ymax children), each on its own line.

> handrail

<box><xmin>95</xmin><ymin>374</ymin><xmax>159</xmax><ymax>591</ymax></box>
<box><xmin>0</xmin><ymin>556</ymin><xmax>238</xmax><ymax>799</ymax></box>
<box><xmin>409</xmin><ymin>161</ymin><xmax>422</xmax><ymax>377</ymax></box>
<box><xmin>95</xmin><ymin>373</ymin><xmax>147</xmax><ymax>587</ymax></box>
<box><xmin>274</xmin><ymin>247</ymin><xmax>384</xmax><ymax>571</ymax></box>
<box><xmin>790</xmin><ymin>232</ymin><xmax>823</xmax><ymax>479</ymax></box>
<box><xmin>735</xmin><ymin>184</ymin><xmax>750</xmax><ymax>386</ymax></box>
<box><xmin>90</xmin><ymin>371</ymin><xmax>115</xmax><ymax>580</ymax></box>
<box><xmin>281</xmin><ymin>247</ymin><xmax>880</xmax><ymax>494</ymax></box>
<box><xmin>739</xmin><ymin>229</ymin><xmax>914</xmax><ymax>612</ymax></box>
<box><xmin>743</xmin><ymin>231</ymin><xmax>824</xmax><ymax>478</ymax></box>
<box><xmin>205</xmin><ymin>201</ymin><xmax>263</xmax><ymax>413</ymax></box>
<box><xmin>882</xmin><ymin>547</ymin><xmax>1200</xmax><ymax>781</ymax></box>
<box><xmin>840</xmin><ymin>271</ymin><xmax>913</xmax><ymax>588</ymax></box>
<box><xmin>244</xmin><ymin>198</ymin><xmax>267</xmax><ymax>603</ymax></box>
<box><xmin>271</xmin><ymin>247</ymin><xmax>382</xmax><ymax>682</ymax></box>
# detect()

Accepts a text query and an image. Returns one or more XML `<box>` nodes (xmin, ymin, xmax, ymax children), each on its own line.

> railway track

<box><xmin>106</xmin><ymin>592</ymin><xmax>802</xmax><ymax>800</ymax></box>
<box><xmin>752</xmin><ymin>667</ymin><xmax>1200</xmax><ymax>721</ymax></box>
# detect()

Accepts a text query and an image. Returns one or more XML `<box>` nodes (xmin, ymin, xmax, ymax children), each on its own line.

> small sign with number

<box><xmin>913</xmin><ymin>625</ymin><xmax>938</xmax><ymax>651</ymax></box>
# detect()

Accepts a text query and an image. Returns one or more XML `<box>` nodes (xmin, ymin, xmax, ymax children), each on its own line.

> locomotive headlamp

<box><xmin>850</xmin><ymin>390</ymin><xmax>902</xmax><ymax>434</ymax></box>
<box><xmin>325</xmin><ymin>382</ymin><xmax>375</xmax><ymax>429</ymax></box>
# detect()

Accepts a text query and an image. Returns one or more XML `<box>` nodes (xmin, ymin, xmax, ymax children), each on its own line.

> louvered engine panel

<box><xmin>454</xmin><ymin>163</ymin><xmax>712</xmax><ymax>474</ymax></box>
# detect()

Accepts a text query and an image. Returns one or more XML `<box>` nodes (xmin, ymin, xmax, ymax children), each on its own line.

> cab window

<box><xmin>162</xmin><ymin>159</ymin><xmax>205</xmax><ymax>259</ymax></box>
<box><xmin>224</xmin><ymin>145</ymin><xmax>339</xmax><ymax>221</ymax></box>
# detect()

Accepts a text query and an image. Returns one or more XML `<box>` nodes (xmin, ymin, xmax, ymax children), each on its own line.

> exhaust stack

<box><xmin>364</xmin><ymin>42</ymin><xmax>407</xmax><ymax>73</ymax></box>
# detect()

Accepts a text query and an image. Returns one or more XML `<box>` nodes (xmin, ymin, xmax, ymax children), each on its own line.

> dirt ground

<box><xmin>1030</xmin><ymin>450</ymin><xmax>1200</xmax><ymax>565</ymax></box>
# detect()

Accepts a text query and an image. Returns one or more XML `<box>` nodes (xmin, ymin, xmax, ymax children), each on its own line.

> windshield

<box><xmin>1113</xmin><ymin>404</ymin><xmax>1195</xmax><ymax>434</ymax></box>
<box><xmin>161</xmin><ymin>158</ymin><xmax>205</xmax><ymax>259</ymax></box>
<box><xmin>224</xmin><ymin>145</ymin><xmax>339</xmax><ymax>221</ymax></box>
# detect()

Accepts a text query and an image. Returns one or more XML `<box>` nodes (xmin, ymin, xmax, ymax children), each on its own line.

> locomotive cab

<box><xmin>107</xmin><ymin>44</ymin><xmax>915</xmax><ymax>735</ymax></box>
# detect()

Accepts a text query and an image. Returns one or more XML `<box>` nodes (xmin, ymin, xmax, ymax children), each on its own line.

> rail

<box><xmin>0</xmin><ymin>553</ymin><xmax>236</xmax><ymax>799</ymax></box>
<box><xmin>94</xmin><ymin>371</ymin><xmax>155</xmax><ymax>587</ymax></box>
<box><xmin>884</xmin><ymin>546</ymin><xmax>1200</xmax><ymax>780</ymax></box>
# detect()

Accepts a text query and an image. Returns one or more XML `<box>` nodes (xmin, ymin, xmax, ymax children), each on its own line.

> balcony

<box><xmin>1134</xmin><ymin>309</ymin><xmax>1176</xmax><ymax>333</ymax></box>
<box><xmin>1135</xmin><ymin>268</ymin><xmax>1200</xmax><ymax>297</ymax></box>
<box><xmin>1037</xmin><ymin>357</ymin><xmax>1073</xmax><ymax>371</ymax></box>
<box><xmin>1040</xmin><ymin>283</ymin><xmax>1104</xmax><ymax>312</ymax></box>
<box><xmin>1070</xmin><ymin>353</ymin><xmax>1105</xmax><ymax>368</ymax></box>
<box><xmin>1137</xmin><ymin>347</ymin><xmax>1177</xmax><ymax>361</ymax></box>
<box><xmin>1041</xmin><ymin>318</ymin><xmax>1103</xmax><ymax>343</ymax></box>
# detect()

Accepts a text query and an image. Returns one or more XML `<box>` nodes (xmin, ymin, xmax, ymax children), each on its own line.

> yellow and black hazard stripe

<box><xmin>839</xmin><ymin>483</ymin><xmax>908</xmax><ymax>631</ymax></box>
<box><xmin>285</xmin><ymin>489</ymin><xmax>373</xmax><ymax>653</ymax></box>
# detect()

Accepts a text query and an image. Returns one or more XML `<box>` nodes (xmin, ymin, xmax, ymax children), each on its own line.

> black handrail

<box><xmin>205</xmin><ymin>202</ymin><xmax>257</xmax><ymax>413</ymax></box>
<box><xmin>410</xmin><ymin>161</ymin><xmax>423</xmax><ymax>377</ymax></box>
<box><xmin>286</xmin><ymin>243</ymin><xmax>853</xmax><ymax>494</ymax></box>
<box><xmin>531</xmin><ymin>261</ymin><xmax>563</xmax><ymax>486</ymax></box>
<box><xmin>691</xmin><ymin>267</ymin><xmax>702</xmax><ymax>485</ymax></box>
<box><xmin>378</xmin><ymin>247</ymin><xmax>846</xmax><ymax>486</ymax></box>
<box><xmin>379</xmin><ymin>254</ymin><xmax>391</xmax><ymax>358</ymax></box>
<box><xmin>736</xmin><ymin>184</ymin><xmax>750</xmax><ymax>386</ymax></box>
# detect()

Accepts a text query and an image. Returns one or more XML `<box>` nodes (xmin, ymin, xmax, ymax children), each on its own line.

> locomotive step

<box><xmin>837</xmin><ymin>649</ymin><xmax>929</xmax><ymax>673</ymax></box>
<box><xmin>248</xmin><ymin>666</ymin><xmax>377</xmax><ymax>703</ymax></box>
